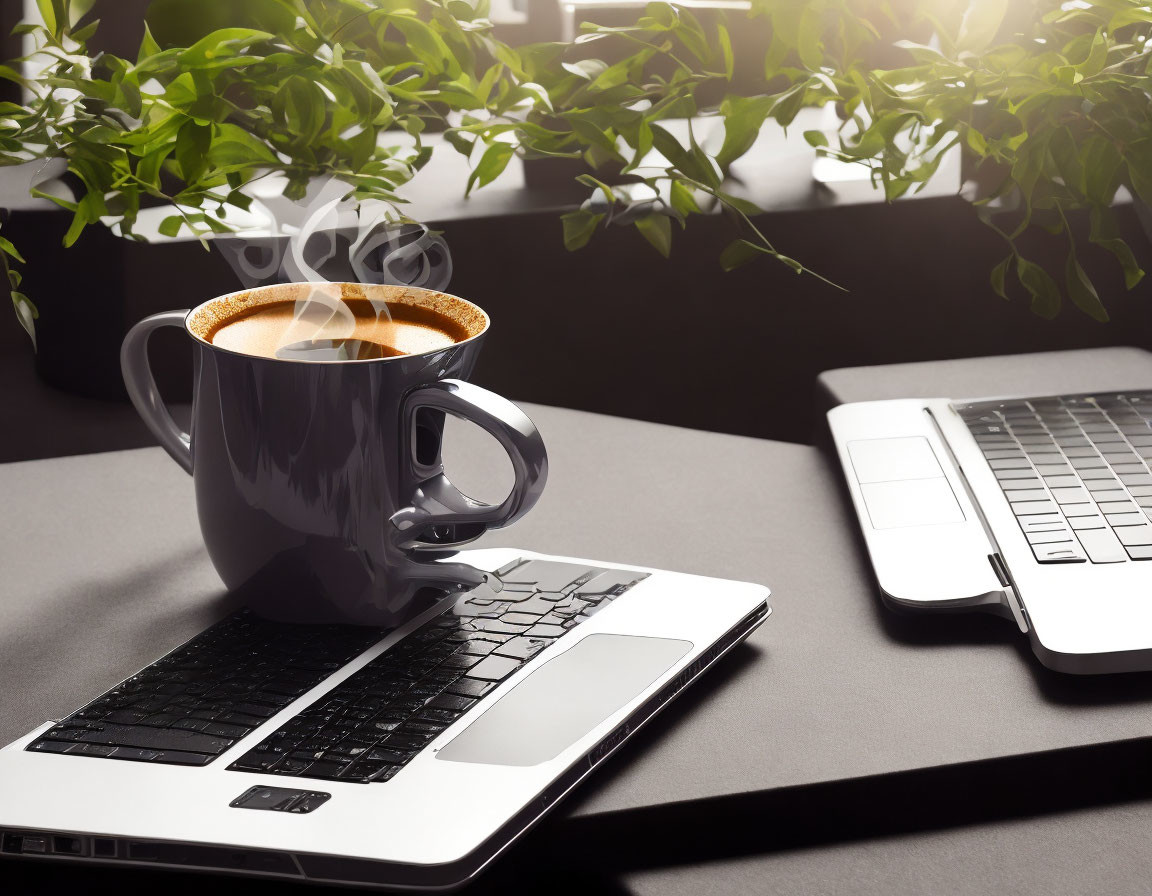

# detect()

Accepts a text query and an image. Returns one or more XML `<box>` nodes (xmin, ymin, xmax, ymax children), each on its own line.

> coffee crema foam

<box><xmin>187</xmin><ymin>283</ymin><xmax>487</xmax><ymax>362</ymax></box>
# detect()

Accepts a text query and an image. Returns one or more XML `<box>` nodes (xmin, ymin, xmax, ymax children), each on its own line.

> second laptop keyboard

<box><xmin>955</xmin><ymin>392</ymin><xmax>1152</xmax><ymax>564</ymax></box>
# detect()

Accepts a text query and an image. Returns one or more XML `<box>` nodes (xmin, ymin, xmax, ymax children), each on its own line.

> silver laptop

<box><xmin>829</xmin><ymin>390</ymin><xmax>1152</xmax><ymax>674</ymax></box>
<box><xmin>0</xmin><ymin>548</ymin><xmax>768</xmax><ymax>889</ymax></box>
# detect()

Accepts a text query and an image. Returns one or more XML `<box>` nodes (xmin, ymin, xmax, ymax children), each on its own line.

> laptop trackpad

<box><xmin>859</xmin><ymin>478</ymin><xmax>965</xmax><ymax>528</ymax></box>
<box><xmin>436</xmin><ymin>634</ymin><xmax>692</xmax><ymax>767</ymax></box>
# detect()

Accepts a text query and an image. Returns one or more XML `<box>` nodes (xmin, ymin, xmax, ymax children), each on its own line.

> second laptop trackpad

<box><xmin>860</xmin><ymin>478</ymin><xmax>965</xmax><ymax>529</ymax></box>
<box><xmin>436</xmin><ymin>633</ymin><xmax>691</xmax><ymax>767</ymax></box>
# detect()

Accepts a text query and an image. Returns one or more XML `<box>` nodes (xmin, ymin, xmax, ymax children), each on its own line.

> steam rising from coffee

<box><xmin>214</xmin><ymin>176</ymin><xmax>453</xmax><ymax>359</ymax></box>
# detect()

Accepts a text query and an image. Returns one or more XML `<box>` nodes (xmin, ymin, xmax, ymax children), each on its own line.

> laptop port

<box><xmin>92</xmin><ymin>838</ymin><xmax>117</xmax><ymax>858</ymax></box>
<box><xmin>2</xmin><ymin>833</ymin><xmax>22</xmax><ymax>854</ymax></box>
<box><xmin>52</xmin><ymin>836</ymin><xmax>82</xmax><ymax>855</ymax></box>
<box><xmin>19</xmin><ymin>834</ymin><xmax>47</xmax><ymax>853</ymax></box>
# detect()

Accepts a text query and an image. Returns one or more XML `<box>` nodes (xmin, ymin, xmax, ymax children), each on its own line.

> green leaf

<box><xmin>1065</xmin><ymin>249</ymin><xmax>1108</xmax><ymax>322</ymax></box>
<box><xmin>669</xmin><ymin>180</ymin><xmax>701</xmax><ymax>217</ymax></box>
<box><xmin>1016</xmin><ymin>255</ymin><xmax>1062</xmax><ymax>319</ymax></box>
<box><xmin>568</xmin><ymin>116</ymin><xmax>619</xmax><ymax>155</ymax></box>
<box><xmin>716</xmin><ymin>95</ymin><xmax>773</xmax><ymax>170</ymax></box>
<box><xmin>163</xmin><ymin>71</ymin><xmax>199</xmax><ymax>108</ymax></box>
<box><xmin>11</xmin><ymin>290</ymin><xmax>37</xmax><ymax>349</ymax></box>
<box><xmin>717</xmin><ymin>23</ymin><xmax>734</xmax><ymax>80</ymax></box>
<box><xmin>1128</xmin><ymin>154</ymin><xmax>1152</xmax><ymax>207</ymax></box>
<box><xmin>575</xmin><ymin>173</ymin><xmax>615</xmax><ymax>205</ymax></box>
<box><xmin>179</xmin><ymin>28</ymin><xmax>271</xmax><ymax>67</ymax></box>
<box><xmin>392</xmin><ymin>16</ymin><xmax>459</xmax><ymax>77</ymax></box>
<box><xmin>271</xmin><ymin>76</ymin><xmax>327</xmax><ymax>147</ymax></box>
<box><xmin>175</xmin><ymin>120</ymin><xmax>211</xmax><ymax>182</ymax></box>
<box><xmin>562</xmin><ymin>59</ymin><xmax>607</xmax><ymax>80</ymax></box>
<box><xmin>716</xmin><ymin>189</ymin><xmax>763</xmax><ymax>217</ymax></box>
<box><xmin>158</xmin><ymin>215</ymin><xmax>184</xmax><ymax>237</ymax></box>
<box><xmin>36</xmin><ymin>0</ymin><xmax>64</xmax><ymax>36</ymax></box>
<box><xmin>138</xmin><ymin>22</ymin><xmax>162</xmax><ymax>62</ymax></box>
<box><xmin>1081</xmin><ymin>136</ymin><xmax>1122</xmax><ymax>205</ymax></box>
<box><xmin>62</xmin><ymin>193</ymin><xmax>102</xmax><ymax>248</ymax></box>
<box><xmin>0</xmin><ymin>235</ymin><xmax>27</xmax><ymax>264</ymax></box>
<box><xmin>990</xmin><ymin>254</ymin><xmax>1011</xmax><ymax>300</ymax></box>
<box><xmin>1090</xmin><ymin>207</ymin><xmax>1145</xmax><ymax>289</ymax></box>
<box><xmin>803</xmin><ymin>130</ymin><xmax>828</xmax><ymax>149</ymax></box>
<box><xmin>206</xmin><ymin>122</ymin><xmax>279</xmax><ymax>171</ymax></box>
<box><xmin>958</xmin><ymin>0</ymin><xmax>1008</xmax><ymax>53</ymax></box>
<box><xmin>466</xmin><ymin>142</ymin><xmax>514</xmax><ymax>196</ymax></box>
<box><xmin>145</xmin><ymin>0</ymin><xmax>294</xmax><ymax>49</ymax></box>
<box><xmin>1077</xmin><ymin>29</ymin><xmax>1108</xmax><ymax>77</ymax></box>
<box><xmin>796</xmin><ymin>4</ymin><xmax>824</xmax><ymax>70</ymax></box>
<box><xmin>635</xmin><ymin>214</ymin><xmax>672</xmax><ymax>257</ymax></box>
<box><xmin>770</xmin><ymin>81</ymin><xmax>809</xmax><ymax>128</ymax></box>
<box><xmin>561</xmin><ymin>210</ymin><xmax>603</xmax><ymax>250</ymax></box>
<box><xmin>719</xmin><ymin>238</ymin><xmax>771</xmax><ymax>271</ymax></box>
<box><xmin>0</xmin><ymin>64</ymin><xmax>29</xmax><ymax>88</ymax></box>
<box><xmin>70</xmin><ymin>18</ymin><xmax>101</xmax><ymax>44</ymax></box>
<box><xmin>444</xmin><ymin>129</ymin><xmax>475</xmax><ymax>156</ymax></box>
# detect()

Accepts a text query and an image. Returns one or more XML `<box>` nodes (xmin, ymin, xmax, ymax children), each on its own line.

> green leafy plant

<box><xmin>789</xmin><ymin>0</ymin><xmax>1152</xmax><ymax>320</ymax></box>
<box><xmin>1</xmin><ymin>0</ymin><xmax>1149</xmax><ymax>345</ymax></box>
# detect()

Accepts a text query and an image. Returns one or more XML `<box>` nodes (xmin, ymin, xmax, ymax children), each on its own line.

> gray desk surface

<box><xmin>7</xmin><ymin>350</ymin><xmax>1152</xmax><ymax>896</ymax></box>
<box><xmin>625</xmin><ymin>798</ymin><xmax>1152</xmax><ymax>896</ymax></box>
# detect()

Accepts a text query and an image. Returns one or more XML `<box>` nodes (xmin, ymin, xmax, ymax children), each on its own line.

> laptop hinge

<box><xmin>988</xmin><ymin>552</ymin><xmax>1029</xmax><ymax>634</ymax></box>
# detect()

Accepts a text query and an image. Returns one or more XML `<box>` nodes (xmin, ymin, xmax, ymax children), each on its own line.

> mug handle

<box><xmin>391</xmin><ymin>379</ymin><xmax>548</xmax><ymax>550</ymax></box>
<box><xmin>121</xmin><ymin>310</ymin><xmax>194</xmax><ymax>474</ymax></box>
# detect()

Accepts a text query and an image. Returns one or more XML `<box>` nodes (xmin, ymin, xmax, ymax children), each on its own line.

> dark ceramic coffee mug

<box><xmin>121</xmin><ymin>282</ymin><xmax>547</xmax><ymax>625</ymax></box>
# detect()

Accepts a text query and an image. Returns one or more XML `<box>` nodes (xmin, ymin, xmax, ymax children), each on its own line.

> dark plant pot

<box><xmin>521</xmin><ymin>156</ymin><xmax>638</xmax><ymax>199</ymax></box>
<box><xmin>11</xmin><ymin>208</ymin><xmax>240</xmax><ymax>401</ymax></box>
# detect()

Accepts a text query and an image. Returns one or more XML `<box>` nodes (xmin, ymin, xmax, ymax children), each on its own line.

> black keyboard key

<box><xmin>68</xmin><ymin>743</ymin><xmax>118</xmax><ymax>757</ymax></box>
<box><xmin>444</xmin><ymin>678</ymin><xmax>497</xmax><ymax>699</ymax></box>
<box><xmin>413</xmin><ymin>707</ymin><xmax>460</xmax><ymax>725</ymax></box>
<box><xmin>573</xmin><ymin>568</ymin><xmax>649</xmax><ymax>598</ymax></box>
<box><xmin>467</xmin><ymin>655</ymin><xmax>522</xmax><ymax>682</ymax></box>
<box><xmin>229</xmin><ymin>754</ymin><xmax>280</xmax><ymax>772</ymax></box>
<box><xmin>464</xmin><ymin>619</ymin><xmax>532</xmax><ymax>636</ymax></box>
<box><xmin>374</xmin><ymin>765</ymin><xmax>403</xmax><ymax>782</ymax></box>
<box><xmin>441</xmin><ymin>652</ymin><xmax>482</xmax><ymax>670</ymax></box>
<box><xmin>384</xmin><ymin>732</ymin><xmax>433</xmax><ymax>751</ymax></box>
<box><xmin>500</xmin><ymin>560</ymin><xmax>600</xmax><ymax>593</ymax></box>
<box><xmin>456</xmin><ymin>638</ymin><xmax>500</xmax><ymax>657</ymax></box>
<box><xmin>429</xmin><ymin>693</ymin><xmax>477</xmax><ymax>713</ymax></box>
<box><xmin>503</xmin><ymin>612</ymin><xmax>544</xmax><ymax>626</ymax></box>
<box><xmin>494</xmin><ymin>637</ymin><xmax>550</xmax><ymax>661</ymax></box>
<box><xmin>72</xmin><ymin>723</ymin><xmax>234</xmax><ymax>755</ymax></box>
<box><xmin>29</xmin><ymin>740</ymin><xmax>73</xmax><ymax>754</ymax></box>
<box><xmin>366</xmin><ymin>747</ymin><xmax>413</xmax><ymax>764</ymax></box>
<box><xmin>148</xmin><ymin>749</ymin><xmax>215</xmax><ymax>766</ymax></box>
<box><xmin>527</xmin><ymin>623</ymin><xmax>566</xmax><ymax>639</ymax></box>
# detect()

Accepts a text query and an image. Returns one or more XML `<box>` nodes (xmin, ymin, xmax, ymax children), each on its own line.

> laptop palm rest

<box><xmin>437</xmin><ymin>634</ymin><xmax>692</xmax><ymax>767</ymax></box>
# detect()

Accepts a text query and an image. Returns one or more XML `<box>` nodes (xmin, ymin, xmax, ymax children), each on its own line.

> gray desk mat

<box><xmin>5</xmin><ymin>389</ymin><xmax>1152</xmax><ymax>845</ymax></box>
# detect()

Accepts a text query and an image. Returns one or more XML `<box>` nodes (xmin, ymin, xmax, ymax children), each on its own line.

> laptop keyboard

<box><xmin>25</xmin><ymin>558</ymin><xmax>648</xmax><ymax>783</ymax></box>
<box><xmin>26</xmin><ymin>615</ymin><xmax>383</xmax><ymax>765</ymax></box>
<box><xmin>955</xmin><ymin>392</ymin><xmax>1152</xmax><ymax>564</ymax></box>
<box><xmin>227</xmin><ymin>559</ymin><xmax>648</xmax><ymax>782</ymax></box>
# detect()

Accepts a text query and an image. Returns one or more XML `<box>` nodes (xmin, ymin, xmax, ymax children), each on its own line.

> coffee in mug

<box><xmin>206</xmin><ymin>294</ymin><xmax>473</xmax><ymax>361</ymax></box>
